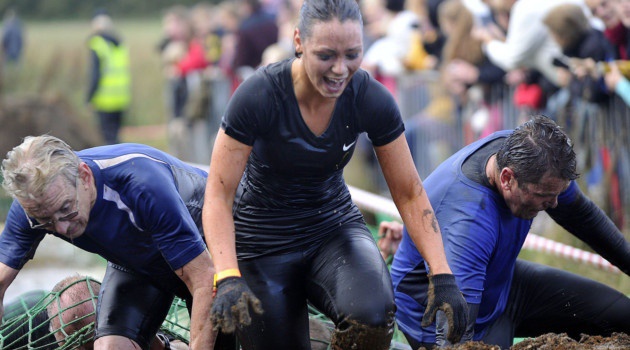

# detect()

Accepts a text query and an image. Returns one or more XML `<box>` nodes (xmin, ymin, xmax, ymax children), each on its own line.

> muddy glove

<box><xmin>421</xmin><ymin>274</ymin><xmax>468</xmax><ymax>344</ymax></box>
<box><xmin>435</xmin><ymin>302</ymin><xmax>478</xmax><ymax>346</ymax></box>
<box><xmin>211</xmin><ymin>277</ymin><xmax>264</xmax><ymax>333</ymax></box>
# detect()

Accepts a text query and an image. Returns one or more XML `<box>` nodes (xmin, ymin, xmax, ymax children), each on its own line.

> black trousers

<box><xmin>96</xmin><ymin>110</ymin><xmax>123</xmax><ymax>145</ymax></box>
<box><xmin>235</xmin><ymin>222</ymin><xmax>396</xmax><ymax>350</ymax></box>
<box><xmin>483</xmin><ymin>260</ymin><xmax>630</xmax><ymax>349</ymax></box>
<box><xmin>407</xmin><ymin>259</ymin><xmax>630</xmax><ymax>350</ymax></box>
<box><xmin>95</xmin><ymin>262</ymin><xmax>237</xmax><ymax>350</ymax></box>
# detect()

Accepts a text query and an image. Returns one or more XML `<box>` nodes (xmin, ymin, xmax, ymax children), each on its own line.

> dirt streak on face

<box><xmin>502</xmin><ymin>171</ymin><xmax>569</xmax><ymax>220</ymax></box>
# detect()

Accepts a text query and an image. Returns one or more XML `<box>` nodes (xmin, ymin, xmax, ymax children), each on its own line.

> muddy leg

<box><xmin>330</xmin><ymin>316</ymin><xmax>395</xmax><ymax>350</ymax></box>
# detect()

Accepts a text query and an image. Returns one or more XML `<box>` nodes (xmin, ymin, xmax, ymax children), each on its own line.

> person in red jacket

<box><xmin>160</xmin><ymin>5</ymin><xmax>211</xmax><ymax>164</ymax></box>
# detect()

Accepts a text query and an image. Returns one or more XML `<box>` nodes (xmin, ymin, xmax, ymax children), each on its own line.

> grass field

<box><xmin>5</xmin><ymin>19</ymin><xmax>168</xmax><ymax>130</ymax></box>
<box><xmin>1</xmin><ymin>19</ymin><xmax>629</xmax><ymax>296</ymax></box>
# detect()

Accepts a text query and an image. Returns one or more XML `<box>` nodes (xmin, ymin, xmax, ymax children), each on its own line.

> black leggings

<box><xmin>95</xmin><ymin>263</ymin><xmax>238</xmax><ymax>350</ymax></box>
<box><xmin>95</xmin><ymin>263</ymin><xmax>177</xmax><ymax>349</ymax></box>
<box><xmin>235</xmin><ymin>222</ymin><xmax>396</xmax><ymax>350</ymax></box>
<box><xmin>482</xmin><ymin>259</ymin><xmax>630</xmax><ymax>349</ymax></box>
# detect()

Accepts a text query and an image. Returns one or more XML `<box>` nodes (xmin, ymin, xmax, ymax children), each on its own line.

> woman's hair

<box><xmin>496</xmin><ymin>115</ymin><xmax>578</xmax><ymax>186</ymax></box>
<box><xmin>1</xmin><ymin>135</ymin><xmax>80</xmax><ymax>201</ymax></box>
<box><xmin>297</xmin><ymin>0</ymin><xmax>363</xmax><ymax>40</ymax></box>
<box><xmin>543</xmin><ymin>4</ymin><xmax>590</xmax><ymax>49</ymax></box>
<box><xmin>439</xmin><ymin>0</ymin><xmax>484</xmax><ymax>65</ymax></box>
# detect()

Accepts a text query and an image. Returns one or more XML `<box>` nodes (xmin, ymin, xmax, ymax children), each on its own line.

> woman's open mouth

<box><xmin>323</xmin><ymin>76</ymin><xmax>345</xmax><ymax>93</ymax></box>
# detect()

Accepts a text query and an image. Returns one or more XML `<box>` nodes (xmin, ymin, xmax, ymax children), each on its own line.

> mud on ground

<box><xmin>425</xmin><ymin>332</ymin><xmax>630</xmax><ymax>350</ymax></box>
<box><xmin>511</xmin><ymin>333</ymin><xmax>630</xmax><ymax>350</ymax></box>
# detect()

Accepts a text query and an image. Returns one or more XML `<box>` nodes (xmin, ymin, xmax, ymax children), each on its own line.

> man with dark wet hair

<box><xmin>390</xmin><ymin>115</ymin><xmax>630</xmax><ymax>349</ymax></box>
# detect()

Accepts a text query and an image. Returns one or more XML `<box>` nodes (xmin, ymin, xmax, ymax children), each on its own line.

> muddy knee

<box><xmin>330</xmin><ymin>316</ymin><xmax>395</xmax><ymax>350</ymax></box>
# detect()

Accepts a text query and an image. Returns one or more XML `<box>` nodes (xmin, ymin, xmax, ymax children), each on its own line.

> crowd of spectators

<box><xmin>355</xmin><ymin>0</ymin><xmax>630</xmax><ymax>230</ymax></box>
<box><xmin>155</xmin><ymin>0</ymin><xmax>630</xmax><ymax>229</ymax></box>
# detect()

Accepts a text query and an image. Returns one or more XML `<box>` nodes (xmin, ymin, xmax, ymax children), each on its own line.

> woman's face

<box><xmin>296</xmin><ymin>18</ymin><xmax>363</xmax><ymax>99</ymax></box>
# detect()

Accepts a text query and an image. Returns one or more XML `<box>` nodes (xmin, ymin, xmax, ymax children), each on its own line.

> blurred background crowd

<box><xmin>141</xmin><ymin>0</ymin><xmax>630</xmax><ymax>233</ymax></box>
<box><xmin>0</xmin><ymin>0</ymin><xmax>628</xmax><ymax>286</ymax></box>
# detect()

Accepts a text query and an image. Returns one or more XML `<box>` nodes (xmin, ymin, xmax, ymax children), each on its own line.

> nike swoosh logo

<box><xmin>342</xmin><ymin>140</ymin><xmax>356</xmax><ymax>152</ymax></box>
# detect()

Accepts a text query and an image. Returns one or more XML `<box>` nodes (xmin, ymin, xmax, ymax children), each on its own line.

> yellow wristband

<box><xmin>213</xmin><ymin>268</ymin><xmax>242</xmax><ymax>288</ymax></box>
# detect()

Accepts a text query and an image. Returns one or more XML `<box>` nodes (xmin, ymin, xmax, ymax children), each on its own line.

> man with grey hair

<box><xmin>0</xmin><ymin>135</ymin><xmax>230</xmax><ymax>349</ymax></box>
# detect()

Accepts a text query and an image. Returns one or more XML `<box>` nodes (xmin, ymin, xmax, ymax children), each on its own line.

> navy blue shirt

<box><xmin>0</xmin><ymin>144</ymin><xmax>208</xmax><ymax>283</ymax></box>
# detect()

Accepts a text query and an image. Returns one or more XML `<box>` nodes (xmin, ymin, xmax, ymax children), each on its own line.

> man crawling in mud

<box><xmin>389</xmin><ymin>115</ymin><xmax>630</xmax><ymax>349</ymax></box>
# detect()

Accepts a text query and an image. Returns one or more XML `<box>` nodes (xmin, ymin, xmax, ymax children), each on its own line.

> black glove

<box><xmin>421</xmin><ymin>274</ymin><xmax>468</xmax><ymax>344</ymax></box>
<box><xmin>211</xmin><ymin>276</ymin><xmax>264</xmax><ymax>333</ymax></box>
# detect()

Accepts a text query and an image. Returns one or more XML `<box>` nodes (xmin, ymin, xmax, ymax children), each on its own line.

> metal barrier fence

<box><xmin>395</xmin><ymin>71</ymin><xmax>630</xmax><ymax>232</ymax></box>
<box><xmin>1</xmin><ymin>70</ymin><xmax>628</xmax><ymax>230</ymax></box>
<box><xmin>199</xmin><ymin>69</ymin><xmax>630</xmax><ymax>231</ymax></box>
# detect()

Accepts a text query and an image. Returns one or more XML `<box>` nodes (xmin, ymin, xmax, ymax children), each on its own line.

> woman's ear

<box><xmin>294</xmin><ymin>27</ymin><xmax>303</xmax><ymax>57</ymax></box>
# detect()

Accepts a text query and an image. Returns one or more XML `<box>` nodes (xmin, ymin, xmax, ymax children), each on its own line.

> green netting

<box><xmin>0</xmin><ymin>275</ymin><xmax>188</xmax><ymax>350</ymax></box>
<box><xmin>0</xmin><ymin>276</ymin><xmax>100</xmax><ymax>350</ymax></box>
<box><xmin>2</xmin><ymin>291</ymin><xmax>48</xmax><ymax>322</ymax></box>
<box><xmin>158</xmin><ymin>296</ymin><xmax>190</xmax><ymax>343</ymax></box>
<box><xmin>0</xmin><ymin>277</ymin><xmax>411</xmax><ymax>350</ymax></box>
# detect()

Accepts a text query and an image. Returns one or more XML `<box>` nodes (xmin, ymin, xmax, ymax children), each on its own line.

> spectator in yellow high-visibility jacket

<box><xmin>86</xmin><ymin>10</ymin><xmax>131</xmax><ymax>145</ymax></box>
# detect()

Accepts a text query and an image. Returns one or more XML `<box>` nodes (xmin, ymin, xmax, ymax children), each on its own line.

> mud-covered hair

<box><xmin>2</xmin><ymin>135</ymin><xmax>80</xmax><ymax>201</ymax></box>
<box><xmin>496</xmin><ymin>115</ymin><xmax>578</xmax><ymax>186</ymax></box>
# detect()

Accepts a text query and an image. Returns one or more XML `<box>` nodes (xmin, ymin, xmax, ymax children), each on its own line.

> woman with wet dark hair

<box><xmin>203</xmin><ymin>0</ymin><xmax>468</xmax><ymax>349</ymax></box>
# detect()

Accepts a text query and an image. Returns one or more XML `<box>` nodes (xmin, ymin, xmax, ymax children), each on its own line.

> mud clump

<box><xmin>418</xmin><ymin>332</ymin><xmax>630</xmax><ymax>350</ymax></box>
<box><xmin>511</xmin><ymin>332</ymin><xmax>630</xmax><ymax>350</ymax></box>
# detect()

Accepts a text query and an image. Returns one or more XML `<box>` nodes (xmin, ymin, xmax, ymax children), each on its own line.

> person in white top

<box><xmin>473</xmin><ymin>0</ymin><xmax>596</xmax><ymax>87</ymax></box>
<box><xmin>362</xmin><ymin>0</ymin><xmax>421</xmax><ymax>76</ymax></box>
